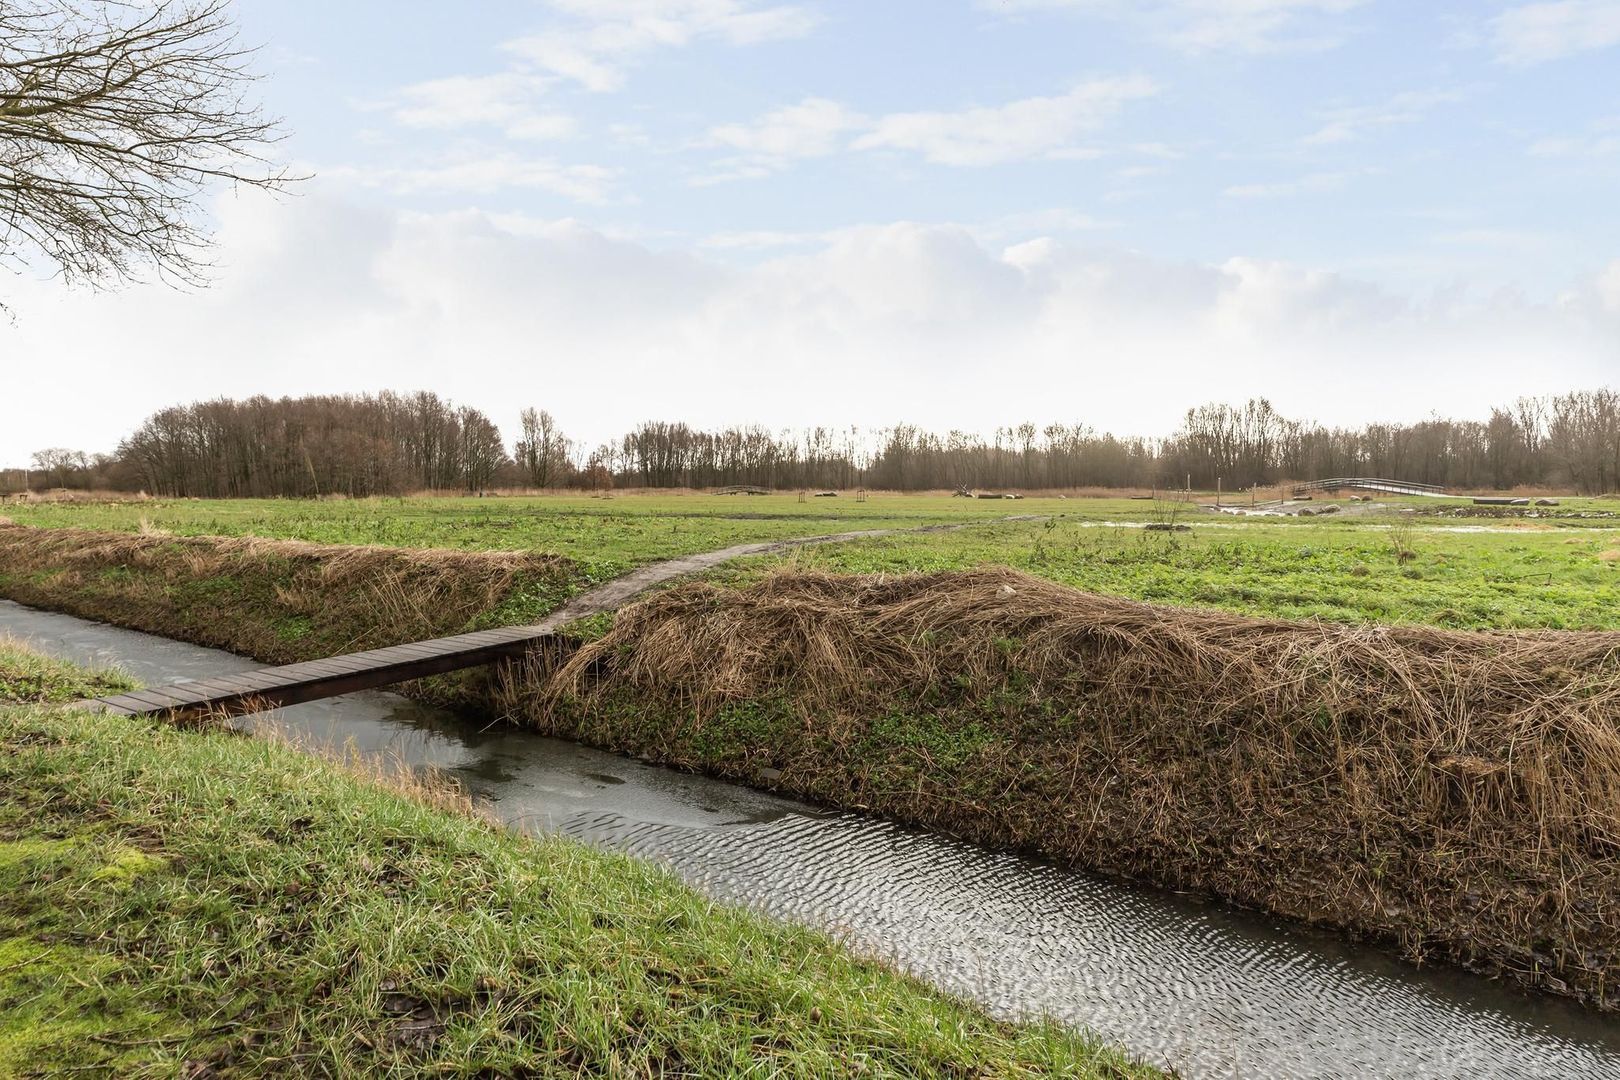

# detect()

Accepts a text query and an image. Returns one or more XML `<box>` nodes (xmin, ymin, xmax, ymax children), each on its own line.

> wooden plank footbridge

<box><xmin>84</xmin><ymin>520</ymin><xmax>1004</xmax><ymax>721</ymax></box>
<box><xmin>88</xmin><ymin>624</ymin><xmax>550</xmax><ymax>719</ymax></box>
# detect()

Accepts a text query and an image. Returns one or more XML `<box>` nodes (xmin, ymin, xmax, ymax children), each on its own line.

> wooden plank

<box><xmin>377</xmin><ymin>643</ymin><xmax>447</xmax><ymax>660</ymax></box>
<box><xmin>79</xmin><ymin>628</ymin><xmax>555</xmax><ymax>719</ymax></box>
<box><xmin>117</xmin><ymin>688</ymin><xmax>196</xmax><ymax>710</ymax></box>
<box><xmin>214</xmin><ymin>670</ymin><xmax>288</xmax><ymax>691</ymax></box>
<box><xmin>172</xmin><ymin>676</ymin><xmax>257</xmax><ymax>697</ymax></box>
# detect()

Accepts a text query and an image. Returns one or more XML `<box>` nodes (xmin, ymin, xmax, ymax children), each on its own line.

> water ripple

<box><xmin>563</xmin><ymin>810</ymin><xmax>1620</xmax><ymax>1079</ymax></box>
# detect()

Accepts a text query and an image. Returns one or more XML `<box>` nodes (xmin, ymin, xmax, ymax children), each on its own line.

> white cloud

<box><xmin>390</xmin><ymin>73</ymin><xmax>575</xmax><ymax>140</ymax></box>
<box><xmin>1300</xmin><ymin>88</ymin><xmax>1466</xmax><ymax>146</ymax></box>
<box><xmin>1597</xmin><ymin>261</ymin><xmax>1620</xmax><ymax>312</ymax></box>
<box><xmin>329</xmin><ymin>154</ymin><xmax>620</xmax><ymax>203</ymax></box>
<box><xmin>707</xmin><ymin>98</ymin><xmax>866</xmax><ymax>160</ymax></box>
<box><xmin>507</xmin><ymin>0</ymin><xmax>817</xmax><ymax>92</ymax></box>
<box><xmin>1222</xmin><ymin>171</ymin><xmax>1349</xmax><ymax>198</ymax></box>
<box><xmin>1529</xmin><ymin>117</ymin><xmax>1620</xmax><ymax>157</ymax></box>
<box><xmin>693</xmin><ymin>80</ymin><xmax>1156</xmax><ymax>179</ymax></box>
<box><xmin>3</xmin><ymin>189</ymin><xmax>1615</xmax><ymax>466</ymax></box>
<box><xmin>698</xmin><ymin>228</ymin><xmax>832</xmax><ymax>251</ymax></box>
<box><xmin>987</xmin><ymin>0</ymin><xmax>1366</xmax><ymax>54</ymax></box>
<box><xmin>697</xmin><ymin>97</ymin><xmax>867</xmax><ymax>181</ymax></box>
<box><xmin>1491</xmin><ymin>0</ymin><xmax>1620</xmax><ymax>64</ymax></box>
<box><xmin>698</xmin><ymin>208</ymin><xmax>1112</xmax><ymax>253</ymax></box>
<box><xmin>850</xmin><ymin>77</ymin><xmax>1158</xmax><ymax>166</ymax></box>
<box><xmin>697</xmin><ymin>208</ymin><xmax>1114</xmax><ymax>255</ymax></box>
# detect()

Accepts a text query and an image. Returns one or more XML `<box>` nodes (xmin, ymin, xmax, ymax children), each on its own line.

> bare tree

<box><xmin>0</xmin><ymin>0</ymin><xmax>290</xmax><ymax>286</ymax></box>
<box><xmin>514</xmin><ymin>407</ymin><xmax>571</xmax><ymax>489</ymax></box>
<box><xmin>29</xmin><ymin>445</ymin><xmax>84</xmax><ymax>486</ymax></box>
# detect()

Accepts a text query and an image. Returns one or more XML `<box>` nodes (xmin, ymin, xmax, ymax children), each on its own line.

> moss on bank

<box><xmin>0</xmin><ymin>649</ymin><xmax>1150</xmax><ymax>1078</ymax></box>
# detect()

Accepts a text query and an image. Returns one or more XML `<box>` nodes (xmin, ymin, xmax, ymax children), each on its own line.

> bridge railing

<box><xmin>1290</xmin><ymin>477</ymin><xmax>1450</xmax><ymax>498</ymax></box>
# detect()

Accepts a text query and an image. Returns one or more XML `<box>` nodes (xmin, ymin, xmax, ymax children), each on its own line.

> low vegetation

<box><xmin>517</xmin><ymin>568</ymin><xmax>1620</xmax><ymax>1010</ymax></box>
<box><xmin>0</xmin><ymin>525</ymin><xmax>578</xmax><ymax>705</ymax></box>
<box><xmin>0</xmin><ymin>495</ymin><xmax>1033</xmax><ymax>580</ymax></box>
<box><xmin>0</xmin><ymin>646</ymin><xmax>1151</xmax><ymax>1077</ymax></box>
<box><xmin>0</xmin><ymin>635</ymin><xmax>135</xmax><ymax>704</ymax></box>
<box><xmin>6</xmin><ymin>496</ymin><xmax>1620</xmax><ymax>1017</ymax></box>
<box><xmin>720</xmin><ymin>515</ymin><xmax>1620</xmax><ymax>630</ymax></box>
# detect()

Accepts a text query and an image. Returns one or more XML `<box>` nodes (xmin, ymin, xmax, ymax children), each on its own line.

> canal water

<box><xmin>4</xmin><ymin>597</ymin><xmax>1617</xmax><ymax>1079</ymax></box>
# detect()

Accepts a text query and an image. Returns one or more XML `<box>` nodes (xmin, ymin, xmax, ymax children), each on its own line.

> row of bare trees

<box><xmin>113</xmin><ymin>392</ymin><xmax>506</xmax><ymax>497</ymax></box>
<box><xmin>9</xmin><ymin>387</ymin><xmax>1620</xmax><ymax>497</ymax></box>
<box><xmin>1162</xmin><ymin>390</ymin><xmax>1620</xmax><ymax>494</ymax></box>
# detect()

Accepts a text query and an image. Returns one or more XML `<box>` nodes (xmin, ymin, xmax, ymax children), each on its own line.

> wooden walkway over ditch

<box><xmin>85</xmin><ymin>518</ymin><xmax>1022</xmax><ymax>721</ymax></box>
<box><xmin>90</xmin><ymin>625</ymin><xmax>549</xmax><ymax>718</ymax></box>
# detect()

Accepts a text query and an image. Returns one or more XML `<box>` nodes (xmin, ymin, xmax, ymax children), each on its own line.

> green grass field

<box><xmin>7</xmin><ymin>491</ymin><xmax>1620</xmax><ymax>629</ymax></box>
<box><xmin>2</xmin><ymin>494</ymin><xmax>1035</xmax><ymax>579</ymax></box>
<box><xmin>727</xmin><ymin>517</ymin><xmax>1620</xmax><ymax>629</ymax></box>
<box><xmin>0</xmin><ymin>646</ymin><xmax>1150</xmax><ymax>1078</ymax></box>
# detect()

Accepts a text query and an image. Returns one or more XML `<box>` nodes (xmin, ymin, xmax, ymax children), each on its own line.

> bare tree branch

<box><xmin>0</xmin><ymin>0</ymin><xmax>296</xmax><ymax>287</ymax></box>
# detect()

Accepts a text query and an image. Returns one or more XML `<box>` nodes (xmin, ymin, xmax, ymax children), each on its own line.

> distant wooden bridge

<box><xmin>1291</xmin><ymin>477</ymin><xmax>1452</xmax><ymax>499</ymax></box>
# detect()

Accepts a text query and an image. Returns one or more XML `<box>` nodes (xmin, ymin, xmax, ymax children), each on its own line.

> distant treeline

<box><xmin>7</xmin><ymin>387</ymin><xmax>1620</xmax><ymax>496</ymax></box>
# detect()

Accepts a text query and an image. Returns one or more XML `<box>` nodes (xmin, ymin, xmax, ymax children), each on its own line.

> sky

<box><xmin>3</xmin><ymin>0</ymin><xmax>1619</xmax><ymax>463</ymax></box>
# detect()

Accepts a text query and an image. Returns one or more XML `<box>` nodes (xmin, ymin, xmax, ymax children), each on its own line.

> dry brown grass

<box><xmin>249</xmin><ymin>718</ymin><xmax>503</xmax><ymax>825</ymax></box>
<box><xmin>0</xmin><ymin>488</ymin><xmax>153</xmax><ymax>504</ymax></box>
<box><xmin>525</xmin><ymin>566</ymin><xmax>1620</xmax><ymax>1009</ymax></box>
<box><xmin>0</xmin><ymin>524</ymin><xmax>575</xmax><ymax>674</ymax></box>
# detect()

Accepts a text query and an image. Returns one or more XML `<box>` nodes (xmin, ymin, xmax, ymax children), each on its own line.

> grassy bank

<box><xmin>9</xmin><ymin>493</ymin><xmax>1620</xmax><ymax>632</ymax></box>
<box><xmin>0</xmin><ymin>635</ymin><xmax>137</xmax><ymax>704</ymax></box>
<box><xmin>0</xmin><ymin>648</ymin><xmax>1151</xmax><ymax>1077</ymax></box>
<box><xmin>0</xmin><ymin>524</ymin><xmax>581</xmax><ymax>706</ymax></box>
<box><xmin>0</xmin><ymin>494</ymin><xmax>1029</xmax><ymax>580</ymax></box>
<box><xmin>514</xmin><ymin>568</ymin><xmax>1620</xmax><ymax>1011</ymax></box>
<box><xmin>721</xmin><ymin>518</ymin><xmax>1620</xmax><ymax>629</ymax></box>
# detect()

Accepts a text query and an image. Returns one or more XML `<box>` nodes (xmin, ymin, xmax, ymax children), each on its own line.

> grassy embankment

<box><xmin>0</xmin><ymin>642</ymin><xmax>1151</xmax><ymax>1077</ymax></box>
<box><xmin>515</xmin><ymin>569</ymin><xmax>1620</xmax><ymax>1010</ymax></box>
<box><xmin>0</xmin><ymin>494</ymin><xmax>1040</xmax><ymax>581</ymax></box>
<box><xmin>7</xmin><ymin>493</ymin><xmax>1620</xmax><ymax>632</ymax></box>
<box><xmin>0</xmin><ymin>525</ymin><xmax>584</xmax><ymax>709</ymax></box>
<box><xmin>718</xmin><ymin>515</ymin><xmax>1620</xmax><ymax>629</ymax></box>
